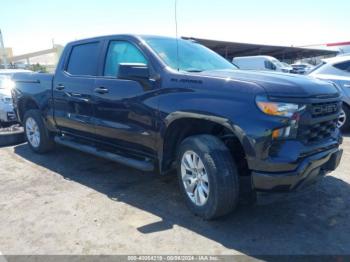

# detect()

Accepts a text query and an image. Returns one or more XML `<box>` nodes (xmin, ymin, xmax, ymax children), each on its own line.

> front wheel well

<box><xmin>343</xmin><ymin>102</ymin><xmax>350</xmax><ymax>110</ymax></box>
<box><xmin>161</xmin><ymin>118</ymin><xmax>249</xmax><ymax>177</ymax></box>
<box><xmin>18</xmin><ymin>98</ymin><xmax>39</xmax><ymax>122</ymax></box>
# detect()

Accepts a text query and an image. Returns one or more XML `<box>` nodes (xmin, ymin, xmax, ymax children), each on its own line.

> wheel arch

<box><xmin>160</xmin><ymin>112</ymin><xmax>251</xmax><ymax>175</ymax></box>
<box><xmin>340</xmin><ymin>101</ymin><xmax>350</xmax><ymax>131</ymax></box>
<box><xmin>343</xmin><ymin>100</ymin><xmax>350</xmax><ymax>110</ymax></box>
<box><xmin>17</xmin><ymin>97</ymin><xmax>40</xmax><ymax>123</ymax></box>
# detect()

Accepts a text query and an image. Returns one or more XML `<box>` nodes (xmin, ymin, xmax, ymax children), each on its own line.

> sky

<box><xmin>1</xmin><ymin>0</ymin><xmax>350</xmax><ymax>55</ymax></box>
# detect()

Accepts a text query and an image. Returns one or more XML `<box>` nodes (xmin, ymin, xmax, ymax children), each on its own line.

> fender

<box><xmin>165</xmin><ymin>111</ymin><xmax>256</xmax><ymax>155</ymax></box>
<box><xmin>158</xmin><ymin>111</ymin><xmax>257</xmax><ymax>173</ymax></box>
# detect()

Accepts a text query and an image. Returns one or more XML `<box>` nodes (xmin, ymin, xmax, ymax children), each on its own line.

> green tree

<box><xmin>29</xmin><ymin>63</ymin><xmax>48</xmax><ymax>73</ymax></box>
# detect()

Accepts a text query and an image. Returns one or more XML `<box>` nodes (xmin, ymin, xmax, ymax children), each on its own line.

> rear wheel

<box><xmin>24</xmin><ymin>110</ymin><xmax>55</xmax><ymax>153</ymax></box>
<box><xmin>177</xmin><ymin>135</ymin><xmax>239</xmax><ymax>220</ymax></box>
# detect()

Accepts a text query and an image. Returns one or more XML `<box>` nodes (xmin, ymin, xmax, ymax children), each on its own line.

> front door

<box><xmin>92</xmin><ymin>40</ymin><xmax>158</xmax><ymax>156</ymax></box>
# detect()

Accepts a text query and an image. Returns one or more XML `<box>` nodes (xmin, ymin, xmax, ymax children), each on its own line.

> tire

<box><xmin>339</xmin><ymin>105</ymin><xmax>350</xmax><ymax>132</ymax></box>
<box><xmin>23</xmin><ymin>109</ymin><xmax>55</xmax><ymax>153</ymax></box>
<box><xmin>0</xmin><ymin>127</ymin><xmax>25</xmax><ymax>147</ymax></box>
<box><xmin>177</xmin><ymin>134</ymin><xmax>239</xmax><ymax>220</ymax></box>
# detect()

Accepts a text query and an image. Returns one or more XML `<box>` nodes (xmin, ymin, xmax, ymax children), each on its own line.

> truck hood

<box><xmin>203</xmin><ymin>69</ymin><xmax>339</xmax><ymax>98</ymax></box>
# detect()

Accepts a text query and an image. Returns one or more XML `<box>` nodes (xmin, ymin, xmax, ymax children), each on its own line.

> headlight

<box><xmin>256</xmin><ymin>95</ymin><xmax>305</xmax><ymax>118</ymax></box>
<box><xmin>0</xmin><ymin>96</ymin><xmax>12</xmax><ymax>104</ymax></box>
<box><xmin>3</xmin><ymin>79</ymin><xmax>15</xmax><ymax>90</ymax></box>
<box><xmin>256</xmin><ymin>96</ymin><xmax>306</xmax><ymax>140</ymax></box>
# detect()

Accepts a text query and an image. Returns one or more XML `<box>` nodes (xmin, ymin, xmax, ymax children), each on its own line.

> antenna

<box><xmin>174</xmin><ymin>0</ymin><xmax>179</xmax><ymax>71</ymax></box>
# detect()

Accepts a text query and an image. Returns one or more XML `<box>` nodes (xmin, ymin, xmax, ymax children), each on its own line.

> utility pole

<box><xmin>0</xmin><ymin>29</ymin><xmax>9</xmax><ymax>69</ymax></box>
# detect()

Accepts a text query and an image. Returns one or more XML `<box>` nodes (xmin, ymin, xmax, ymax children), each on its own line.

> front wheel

<box><xmin>338</xmin><ymin>106</ymin><xmax>350</xmax><ymax>132</ymax></box>
<box><xmin>23</xmin><ymin>109</ymin><xmax>55</xmax><ymax>153</ymax></box>
<box><xmin>177</xmin><ymin>135</ymin><xmax>239</xmax><ymax>220</ymax></box>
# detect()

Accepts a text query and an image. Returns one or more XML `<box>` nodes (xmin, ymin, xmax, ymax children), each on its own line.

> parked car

<box><xmin>0</xmin><ymin>69</ymin><xmax>32</xmax><ymax>77</ymax></box>
<box><xmin>309</xmin><ymin>55</ymin><xmax>350</xmax><ymax>131</ymax></box>
<box><xmin>232</xmin><ymin>55</ymin><xmax>292</xmax><ymax>73</ymax></box>
<box><xmin>281</xmin><ymin>62</ymin><xmax>293</xmax><ymax>72</ymax></box>
<box><xmin>291</xmin><ymin>63</ymin><xmax>314</xmax><ymax>75</ymax></box>
<box><xmin>0</xmin><ymin>70</ymin><xmax>31</xmax><ymax>126</ymax></box>
<box><xmin>12</xmin><ymin>35</ymin><xmax>343</xmax><ymax>219</ymax></box>
<box><xmin>0</xmin><ymin>76</ymin><xmax>16</xmax><ymax>125</ymax></box>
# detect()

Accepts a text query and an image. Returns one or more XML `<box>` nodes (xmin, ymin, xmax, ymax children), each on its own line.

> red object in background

<box><xmin>327</xmin><ymin>41</ymin><xmax>350</xmax><ymax>47</ymax></box>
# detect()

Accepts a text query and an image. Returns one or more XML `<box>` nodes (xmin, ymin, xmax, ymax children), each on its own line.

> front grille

<box><xmin>311</xmin><ymin>102</ymin><xmax>340</xmax><ymax>118</ymax></box>
<box><xmin>298</xmin><ymin>119</ymin><xmax>337</xmax><ymax>144</ymax></box>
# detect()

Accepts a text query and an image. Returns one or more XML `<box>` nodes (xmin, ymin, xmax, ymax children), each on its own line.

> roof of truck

<box><xmin>66</xmin><ymin>34</ymin><xmax>175</xmax><ymax>44</ymax></box>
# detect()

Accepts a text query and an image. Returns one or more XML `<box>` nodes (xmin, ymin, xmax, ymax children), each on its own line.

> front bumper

<box><xmin>0</xmin><ymin>111</ymin><xmax>17</xmax><ymax>122</ymax></box>
<box><xmin>252</xmin><ymin>148</ymin><xmax>343</xmax><ymax>192</ymax></box>
<box><xmin>0</xmin><ymin>102</ymin><xmax>17</xmax><ymax>122</ymax></box>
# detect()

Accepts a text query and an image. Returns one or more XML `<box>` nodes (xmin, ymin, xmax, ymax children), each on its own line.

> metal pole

<box><xmin>0</xmin><ymin>29</ymin><xmax>8</xmax><ymax>69</ymax></box>
<box><xmin>174</xmin><ymin>0</ymin><xmax>179</xmax><ymax>71</ymax></box>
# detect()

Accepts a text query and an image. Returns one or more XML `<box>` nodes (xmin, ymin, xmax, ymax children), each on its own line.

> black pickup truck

<box><xmin>12</xmin><ymin>35</ymin><xmax>343</xmax><ymax>219</ymax></box>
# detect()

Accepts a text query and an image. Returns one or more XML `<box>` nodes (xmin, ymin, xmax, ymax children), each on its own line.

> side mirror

<box><xmin>118</xmin><ymin>63</ymin><xmax>149</xmax><ymax>81</ymax></box>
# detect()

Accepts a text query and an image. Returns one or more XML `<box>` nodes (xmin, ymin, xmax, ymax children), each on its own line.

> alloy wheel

<box><xmin>25</xmin><ymin>117</ymin><xmax>40</xmax><ymax>148</ymax></box>
<box><xmin>338</xmin><ymin>109</ymin><xmax>346</xmax><ymax>129</ymax></box>
<box><xmin>181</xmin><ymin>151</ymin><xmax>210</xmax><ymax>206</ymax></box>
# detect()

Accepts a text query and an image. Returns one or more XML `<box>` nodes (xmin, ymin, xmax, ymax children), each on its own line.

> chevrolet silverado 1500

<box><xmin>12</xmin><ymin>35</ymin><xmax>343</xmax><ymax>219</ymax></box>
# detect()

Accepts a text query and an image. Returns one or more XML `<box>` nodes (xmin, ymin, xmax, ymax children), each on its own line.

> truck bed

<box><xmin>12</xmin><ymin>72</ymin><xmax>54</xmax><ymax>123</ymax></box>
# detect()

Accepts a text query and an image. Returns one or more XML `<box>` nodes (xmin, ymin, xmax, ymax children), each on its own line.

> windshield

<box><xmin>271</xmin><ymin>59</ymin><xmax>285</xmax><ymax>68</ymax></box>
<box><xmin>145</xmin><ymin>37</ymin><xmax>238</xmax><ymax>72</ymax></box>
<box><xmin>307</xmin><ymin>62</ymin><xmax>326</xmax><ymax>74</ymax></box>
<box><xmin>293</xmin><ymin>64</ymin><xmax>307</xmax><ymax>68</ymax></box>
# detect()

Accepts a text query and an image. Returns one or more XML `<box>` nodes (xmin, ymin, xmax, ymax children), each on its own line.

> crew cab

<box><xmin>12</xmin><ymin>35</ymin><xmax>343</xmax><ymax>219</ymax></box>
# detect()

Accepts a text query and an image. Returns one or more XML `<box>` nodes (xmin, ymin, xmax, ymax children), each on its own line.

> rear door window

<box><xmin>66</xmin><ymin>42</ymin><xmax>99</xmax><ymax>76</ymax></box>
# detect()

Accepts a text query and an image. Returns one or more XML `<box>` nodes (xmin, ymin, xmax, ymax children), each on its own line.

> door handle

<box><xmin>56</xmin><ymin>84</ymin><xmax>65</xmax><ymax>91</ymax></box>
<box><xmin>94</xmin><ymin>87</ymin><xmax>109</xmax><ymax>94</ymax></box>
<box><xmin>344</xmin><ymin>84</ymin><xmax>350</xmax><ymax>88</ymax></box>
<box><xmin>66</xmin><ymin>92</ymin><xmax>90</xmax><ymax>103</ymax></box>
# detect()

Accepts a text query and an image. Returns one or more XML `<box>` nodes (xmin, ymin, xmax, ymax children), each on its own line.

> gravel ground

<box><xmin>0</xmin><ymin>134</ymin><xmax>349</xmax><ymax>256</ymax></box>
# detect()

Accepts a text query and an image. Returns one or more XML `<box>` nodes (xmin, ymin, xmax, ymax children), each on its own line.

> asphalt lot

<box><xmin>0</xmin><ymin>134</ymin><xmax>349</xmax><ymax>256</ymax></box>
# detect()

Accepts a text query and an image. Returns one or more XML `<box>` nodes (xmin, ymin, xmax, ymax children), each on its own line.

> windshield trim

<box><xmin>307</xmin><ymin>62</ymin><xmax>326</xmax><ymax>74</ymax></box>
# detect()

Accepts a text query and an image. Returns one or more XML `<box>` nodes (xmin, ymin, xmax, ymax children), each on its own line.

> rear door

<box><xmin>53</xmin><ymin>41</ymin><xmax>102</xmax><ymax>138</ymax></box>
<box><xmin>92</xmin><ymin>39</ymin><xmax>158</xmax><ymax>156</ymax></box>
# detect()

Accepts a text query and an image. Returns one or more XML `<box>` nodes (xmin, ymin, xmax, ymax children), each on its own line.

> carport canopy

<box><xmin>182</xmin><ymin>37</ymin><xmax>338</xmax><ymax>62</ymax></box>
